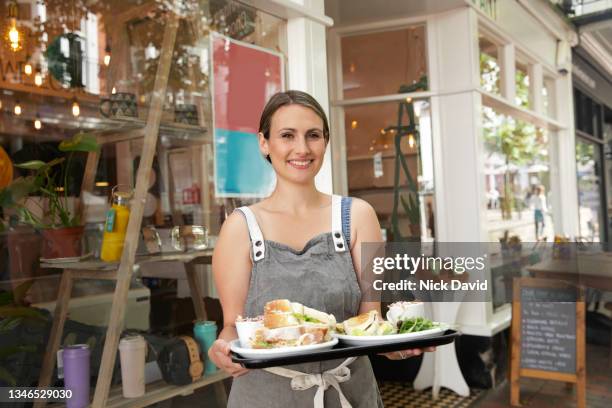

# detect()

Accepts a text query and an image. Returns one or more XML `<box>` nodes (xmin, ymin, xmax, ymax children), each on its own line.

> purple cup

<box><xmin>62</xmin><ymin>344</ymin><xmax>90</xmax><ymax>408</ymax></box>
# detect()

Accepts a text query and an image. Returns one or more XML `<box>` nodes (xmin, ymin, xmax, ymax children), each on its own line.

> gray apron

<box><xmin>228</xmin><ymin>195</ymin><xmax>383</xmax><ymax>408</ymax></box>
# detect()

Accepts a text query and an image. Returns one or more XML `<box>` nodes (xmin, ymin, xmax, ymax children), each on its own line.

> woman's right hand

<box><xmin>208</xmin><ymin>339</ymin><xmax>250</xmax><ymax>378</ymax></box>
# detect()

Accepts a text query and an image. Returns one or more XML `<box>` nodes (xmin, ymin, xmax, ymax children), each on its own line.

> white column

<box><xmin>287</xmin><ymin>0</ymin><xmax>333</xmax><ymax>194</ymax></box>
<box><xmin>528</xmin><ymin>63</ymin><xmax>544</xmax><ymax>114</ymax></box>
<box><xmin>428</xmin><ymin>7</ymin><xmax>485</xmax><ymax>243</ymax></box>
<box><xmin>499</xmin><ymin>43</ymin><xmax>516</xmax><ymax>104</ymax></box>
<box><xmin>551</xmin><ymin>74</ymin><xmax>579</xmax><ymax>237</ymax></box>
<box><xmin>418</xmin><ymin>6</ymin><xmax>482</xmax><ymax>399</ymax></box>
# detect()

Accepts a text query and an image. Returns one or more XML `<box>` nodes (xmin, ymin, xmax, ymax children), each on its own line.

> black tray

<box><xmin>231</xmin><ymin>329</ymin><xmax>460</xmax><ymax>369</ymax></box>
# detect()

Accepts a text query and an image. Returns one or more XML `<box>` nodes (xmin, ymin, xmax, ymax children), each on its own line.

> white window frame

<box><xmin>327</xmin><ymin>15</ymin><xmax>435</xmax><ymax>197</ymax></box>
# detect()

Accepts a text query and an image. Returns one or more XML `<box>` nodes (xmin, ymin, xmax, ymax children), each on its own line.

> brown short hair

<box><xmin>259</xmin><ymin>90</ymin><xmax>330</xmax><ymax>145</ymax></box>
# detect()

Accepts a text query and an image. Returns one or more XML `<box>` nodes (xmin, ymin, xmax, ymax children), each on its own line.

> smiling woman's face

<box><xmin>259</xmin><ymin>104</ymin><xmax>328</xmax><ymax>185</ymax></box>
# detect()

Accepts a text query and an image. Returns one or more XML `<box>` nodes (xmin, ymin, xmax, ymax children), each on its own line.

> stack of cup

<box><xmin>193</xmin><ymin>321</ymin><xmax>218</xmax><ymax>374</ymax></box>
<box><xmin>62</xmin><ymin>344</ymin><xmax>90</xmax><ymax>408</ymax></box>
<box><xmin>118</xmin><ymin>335</ymin><xmax>147</xmax><ymax>398</ymax></box>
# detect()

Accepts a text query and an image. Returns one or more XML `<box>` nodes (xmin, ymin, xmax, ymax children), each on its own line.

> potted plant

<box><xmin>0</xmin><ymin>133</ymin><xmax>99</xmax><ymax>258</ymax></box>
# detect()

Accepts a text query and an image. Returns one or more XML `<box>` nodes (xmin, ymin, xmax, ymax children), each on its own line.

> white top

<box><xmin>530</xmin><ymin>194</ymin><xmax>547</xmax><ymax>212</ymax></box>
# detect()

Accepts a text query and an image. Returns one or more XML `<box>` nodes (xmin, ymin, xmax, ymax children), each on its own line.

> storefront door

<box><xmin>576</xmin><ymin>136</ymin><xmax>607</xmax><ymax>242</ymax></box>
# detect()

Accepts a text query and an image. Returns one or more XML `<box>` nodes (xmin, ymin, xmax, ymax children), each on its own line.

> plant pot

<box><xmin>6</xmin><ymin>226</ymin><xmax>42</xmax><ymax>281</ymax></box>
<box><xmin>41</xmin><ymin>226</ymin><xmax>84</xmax><ymax>259</ymax></box>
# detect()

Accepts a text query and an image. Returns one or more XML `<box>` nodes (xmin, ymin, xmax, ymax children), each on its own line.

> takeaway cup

<box><xmin>193</xmin><ymin>321</ymin><xmax>217</xmax><ymax>374</ymax></box>
<box><xmin>118</xmin><ymin>335</ymin><xmax>147</xmax><ymax>398</ymax></box>
<box><xmin>62</xmin><ymin>344</ymin><xmax>90</xmax><ymax>408</ymax></box>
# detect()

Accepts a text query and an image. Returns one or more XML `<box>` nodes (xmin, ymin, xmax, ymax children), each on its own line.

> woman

<box><xmin>530</xmin><ymin>185</ymin><xmax>548</xmax><ymax>240</ymax></box>
<box><xmin>209</xmin><ymin>90</ymin><xmax>431</xmax><ymax>407</ymax></box>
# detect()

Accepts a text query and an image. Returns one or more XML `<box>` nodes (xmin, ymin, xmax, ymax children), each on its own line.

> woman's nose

<box><xmin>294</xmin><ymin>134</ymin><xmax>311</xmax><ymax>154</ymax></box>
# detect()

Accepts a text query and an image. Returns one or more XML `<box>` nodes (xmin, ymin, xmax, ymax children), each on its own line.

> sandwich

<box><xmin>263</xmin><ymin>299</ymin><xmax>337</xmax><ymax>329</ymax></box>
<box><xmin>250</xmin><ymin>299</ymin><xmax>336</xmax><ymax>349</ymax></box>
<box><xmin>339</xmin><ymin>310</ymin><xmax>396</xmax><ymax>336</ymax></box>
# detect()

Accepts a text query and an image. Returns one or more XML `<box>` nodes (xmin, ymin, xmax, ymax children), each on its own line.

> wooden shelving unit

<box><xmin>34</xmin><ymin>10</ymin><xmax>226</xmax><ymax>408</ymax></box>
<box><xmin>104</xmin><ymin>371</ymin><xmax>229</xmax><ymax>408</ymax></box>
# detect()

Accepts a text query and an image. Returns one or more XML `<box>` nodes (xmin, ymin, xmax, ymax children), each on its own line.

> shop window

<box><xmin>574</xmin><ymin>88</ymin><xmax>603</xmax><ymax>139</ymax></box>
<box><xmin>479</xmin><ymin>36</ymin><xmax>500</xmax><ymax>94</ymax></box>
<box><xmin>1</xmin><ymin>0</ymin><xmax>286</xmax><ymax>237</ymax></box>
<box><xmin>515</xmin><ymin>61</ymin><xmax>530</xmax><ymax>108</ymax></box>
<box><xmin>604</xmin><ymin>107</ymin><xmax>612</xmax><ymax>236</ymax></box>
<box><xmin>343</xmin><ymin>99</ymin><xmax>435</xmax><ymax>241</ymax></box>
<box><xmin>340</xmin><ymin>25</ymin><xmax>428</xmax><ymax>99</ymax></box>
<box><xmin>0</xmin><ymin>0</ymin><xmax>287</xmax><ymax>388</ymax></box>
<box><xmin>482</xmin><ymin>107</ymin><xmax>552</xmax><ymax>243</ymax></box>
<box><xmin>576</xmin><ymin>138</ymin><xmax>605</xmax><ymax>242</ymax></box>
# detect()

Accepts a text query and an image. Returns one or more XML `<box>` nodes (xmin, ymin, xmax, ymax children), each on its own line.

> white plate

<box><xmin>230</xmin><ymin>338</ymin><xmax>338</xmax><ymax>359</ymax></box>
<box><xmin>334</xmin><ymin>324</ymin><xmax>447</xmax><ymax>346</ymax></box>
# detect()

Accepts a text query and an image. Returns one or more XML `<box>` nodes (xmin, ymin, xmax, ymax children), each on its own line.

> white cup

<box><xmin>236</xmin><ymin>320</ymin><xmax>263</xmax><ymax>348</ymax></box>
<box><xmin>119</xmin><ymin>335</ymin><xmax>147</xmax><ymax>398</ymax></box>
<box><xmin>386</xmin><ymin>301</ymin><xmax>425</xmax><ymax>326</ymax></box>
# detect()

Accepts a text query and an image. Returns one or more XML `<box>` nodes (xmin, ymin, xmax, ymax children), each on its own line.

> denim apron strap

<box><xmin>331</xmin><ymin>195</ymin><xmax>346</xmax><ymax>252</ymax></box>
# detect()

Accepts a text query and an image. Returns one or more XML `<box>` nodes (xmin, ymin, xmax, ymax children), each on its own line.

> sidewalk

<box><xmin>474</xmin><ymin>343</ymin><xmax>611</xmax><ymax>408</ymax></box>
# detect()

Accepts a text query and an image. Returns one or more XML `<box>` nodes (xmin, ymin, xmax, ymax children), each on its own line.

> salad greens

<box><xmin>293</xmin><ymin>313</ymin><xmax>322</xmax><ymax>324</ymax></box>
<box><xmin>398</xmin><ymin>317</ymin><xmax>437</xmax><ymax>334</ymax></box>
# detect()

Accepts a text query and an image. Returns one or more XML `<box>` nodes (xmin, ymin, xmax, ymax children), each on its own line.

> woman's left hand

<box><xmin>382</xmin><ymin>346</ymin><xmax>436</xmax><ymax>360</ymax></box>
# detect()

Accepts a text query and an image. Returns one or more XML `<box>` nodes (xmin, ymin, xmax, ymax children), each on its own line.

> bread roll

<box><xmin>264</xmin><ymin>312</ymin><xmax>299</xmax><ymax>329</ymax></box>
<box><xmin>264</xmin><ymin>299</ymin><xmax>293</xmax><ymax>314</ymax></box>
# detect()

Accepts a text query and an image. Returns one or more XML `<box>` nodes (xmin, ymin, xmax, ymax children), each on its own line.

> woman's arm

<box><xmin>208</xmin><ymin>211</ymin><xmax>252</xmax><ymax>377</ymax></box>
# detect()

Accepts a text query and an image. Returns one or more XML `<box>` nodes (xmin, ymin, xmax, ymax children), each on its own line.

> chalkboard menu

<box><xmin>519</xmin><ymin>286</ymin><xmax>577</xmax><ymax>373</ymax></box>
<box><xmin>510</xmin><ymin>277</ymin><xmax>585</xmax><ymax>408</ymax></box>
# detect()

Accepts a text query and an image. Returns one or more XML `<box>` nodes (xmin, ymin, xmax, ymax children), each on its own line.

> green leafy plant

<box><xmin>0</xmin><ymin>133</ymin><xmax>99</xmax><ymax>229</ymax></box>
<box><xmin>0</xmin><ymin>281</ymin><xmax>46</xmax><ymax>385</ymax></box>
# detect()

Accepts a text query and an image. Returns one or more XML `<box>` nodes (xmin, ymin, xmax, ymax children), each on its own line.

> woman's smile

<box><xmin>287</xmin><ymin>159</ymin><xmax>314</xmax><ymax>170</ymax></box>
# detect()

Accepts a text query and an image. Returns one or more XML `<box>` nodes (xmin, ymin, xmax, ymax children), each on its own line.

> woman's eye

<box><xmin>281</xmin><ymin>133</ymin><xmax>293</xmax><ymax>138</ymax></box>
<box><xmin>308</xmin><ymin>133</ymin><xmax>322</xmax><ymax>139</ymax></box>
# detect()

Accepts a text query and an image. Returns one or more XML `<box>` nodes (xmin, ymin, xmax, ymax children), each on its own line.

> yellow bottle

<box><xmin>100</xmin><ymin>188</ymin><xmax>131</xmax><ymax>262</ymax></box>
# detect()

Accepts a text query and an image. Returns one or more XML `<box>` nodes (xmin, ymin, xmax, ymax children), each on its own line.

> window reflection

<box><xmin>483</xmin><ymin>107</ymin><xmax>552</xmax><ymax>242</ymax></box>
<box><xmin>344</xmin><ymin>100</ymin><xmax>435</xmax><ymax>241</ymax></box>
<box><xmin>341</xmin><ymin>25</ymin><xmax>428</xmax><ymax>99</ymax></box>
<box><xmin>479</xmin><ymin>36</ymin><xmax>500</xmax><ymax>94</ymax></box>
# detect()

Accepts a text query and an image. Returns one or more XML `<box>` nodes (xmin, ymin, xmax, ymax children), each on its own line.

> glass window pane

<box><xmin>0</xmin><ymin>0</ymin><xmax>286</xmax><ymax>350</ymax></box>
<box><xmin>341</xmin><ymin>26</ymin><xmax>428</xmax><ymax>99</ymax></box>
<box><xmin>604</xmin><ymin>107</ymin><xmax>612</xmax><ymax>238</ymax></box>
<box><xmin>515</xmin><ymin>61</ymin><xmax>530</xmax><ymax>108</ymax></box>
<box><xmin>483</xmin><ymin>107</ymin><xmax>553</xmax><ymax>242</ymax></box>
<box><xmin>344</xmin><ymin>99</ymin><xmax>435</xmax><ymax>241</ymax></box>
<box><xmin>479</xmin><ymin>36</ymin><xmax>500</xmax><ymax>94</ymax></box>
<box><xmin>576</xmin><ymin>139</ymin><xmax>605</xmax><ymax>242</ymax></box>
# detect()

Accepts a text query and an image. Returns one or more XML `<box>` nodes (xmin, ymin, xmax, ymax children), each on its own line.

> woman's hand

<box><xmin>382</xmin><ymin>347</ymin><xmax>436</xmax><ymax>360</ymax></box>
<box><xmin>208</xmin><ymin>339</ymin><xmax>250</xmax><ymax>377</ymax></box>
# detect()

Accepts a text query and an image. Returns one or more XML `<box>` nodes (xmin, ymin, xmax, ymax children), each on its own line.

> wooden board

<box><xmin>510</xmin><ymin>277</ymin><xmax>585</xmax><ymax>408</ymax></box>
